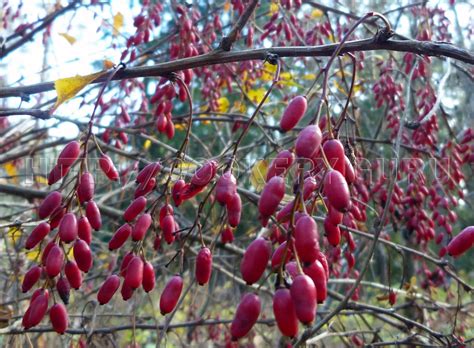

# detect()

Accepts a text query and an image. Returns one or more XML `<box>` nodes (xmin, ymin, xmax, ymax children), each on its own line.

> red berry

<box><xmin>77</xmin><ymin>172</ymin><xmax>94</xmax><ymax>203</ymax></box>
<box><xmin>23</xmin><ymin>289</ymin><xmax>49</xmax><ymax>328</ymax></box>
<box><xmin>22</xmin><ymin>265</ymin><xmax>42</xmax><ymax>293</ymax></box>
<box><xmin>258</xmin><ymin>176</ymin><xmax>285</xmax><ymax>226</ymax></box>
<box><xmin>221</xmin><ymin>226</ymin><xmax>234</xmax><ymax>243</ymax></box>
<box><xmin>99</xmin><ymin>154</ymin><xmax>119</xmax><ymax>181</ymax></box>
<box><xmin>324</xmin><ymin>170</ymin><xmax>351</xmax><ymax>212</ymax></box>
<box><xmin>65</xmin><ymin>260</ymin><xmax>82</xmax><ymax>289</ymax></box>
<box><xmin>121</xmin><ymin>282</ymin><xmax>134</xmax><ymax>301</ymax></box>
<box><xmin>191</xmin><ymin>160</ymin><xmax>217</xmax><ymax>186</ymax></box>
<box><xmin>273</xmin><ymin>288</ymin><xmax>298</xmax><ymax>337</ymax></box>
<box><xmin>132</xmin><ymin>213</ymin><xmax>152</xmax><ymax>241</ymax></box>
<box><xmin>136</xmin><ymin>162</ymin><xmax>161</xmax><ymax>184</ymax></box>
<box><xmin>266</xmin><ymin>150</ymin><xmax>295</xmax><ymax>181</ymax></box>
<box><xmin>38</xmin><ymin>191</ymin><xmax>62</xmax><ymax>219</ymax></box>
<box><xmin>97</xmin><ymin>274</ymin><xmax>121</xmax><ymax>305</ymax></box>
<box><xmin>216</xmin><ymin>171</ymin><xmax>237</xmax><ymax>205</ymax></box>
<box><xmin>123</xmin><ymin>196</ymin><xmax>147</xmax><ymax>222</ymax></box>
<box><xmin>195</xmin><ymin>247</ymin><xmax>213</xmax><ymax>285</ymax></box>
<box><xmin>56</xmin><ymin>276</ymin><xmax>71</xmax><ymax>304</ymax></box>
<box><xmin>160</xmin><ymin>275</ymin><xmax>183</xmax><ymax>315</ymax></box>
<box><xmin>134</xmin><ymin>177</ymin><xmax>156</xmax><ymax>198</ymax></box>
<box><xmin>25</xmin><ymin>222</ymin><xmax>50</xmax><ymax>250</ymax></box>
<box><xmin>240</xmin><ymin>238</ymin><xmax>271</xmax><ymax>285</ymax></box>
<box><xmin>120</xmin><ymin>252</ymin><xmax>134</xmax><ymax>277</ymax></box>
<box><xmin>447</xmin><ymin>226</ymin><xmax>474</xmax><ymax>257</ymax></box>
<box><xmin>73</xmin><ymin>239</ymin><xmax>93</xmax><ymax>273</ymax></box>
<box><xmin>59</xmin><ymin>213</ymin><xmax>78</xmax><ymax>243</ymax></box>
<box><xmin>303</xmin><ymin>261</ymin><xmax>328</xmax><ymax>303</ymax></box>
<box><xmin>50</xmin><ymin>303</ymin><xmax>68</xmax><ymax>334</ymax></box>
<box><xmin>324</xmin><ymin>217</ymin><xmax>341</xmax><ymax>246</ymax></box>
<box><xmin>45</xmin><ymin>244</ymin><xmax>64</xmax><ymax>277</ymax></box>
<box><xmin>295</xmin><ymin>215</ymin><xmax>320</xmax><ymax>263</ymax></box>
<box><xmin>388</xmin><ymin>290</ymin><xmax>397</xmax><ymax>306</ymax></box>
<box><xmin>172</xmin><ymin>179</ymin><xmax>186</xmax><ymax>206</ymax></box>
<box><xmin>230</xmin><ymin>293</ymin><xmax>261</xmax><ymax>340</ymax></box>
<box><xmin>344</xmin><ymin>156</ymin><xmax>356</xmax><ymax>184</ymax></box>
<box><xmin>49</xmin><ymin>207</ymin><xmax>66</xmax><ymax>229</ymax></box>
<box><xmin>291</xmin><ymin>274</ymin><xmax>317</xmax><ymax>324</ymax></box>
<box><xmin>226</xmin><ymin>193</ymin><xmax>242</xmax><ymax>227</ymax></box>
<box><xmin>295</xmin><ymin>125</ymin><xmax>322</xmax><ymax>159</ymax></box>
<box><xmin>161</xmin><ymin>214</ymin><xmax>176</xmax><ymax>244</ymax></box>
<box><xmin>85</xmin><ymin>200</ymin><xmax>101</xmax><ymax>230</ymax></box>
<box><xmin>323</xmin><ymin>139</ymin><xmax>346</xmax><ymax>175</ymax></box>
<box><xmin>125</xmin><ymin>256</ymin><xmax>143</xmax><ymax>289</ymax></box>
<box><xmin>77</xmin><ymin>216</ymin><xmax>92</xmax><ymax>244</ymax></box>
<box><xmin>280</xmin><ymin>95</ymin><xmax>307</xmax><ymax>131</ymax></box>
<box><xmin>58</xmin><ymin>141</ymin><xmax>81</xmax><ymax>167</ymax></box>
<box><xmin>109</xmin><ymin>223</ymin><xmax>132</xmax><ymax>250</ymax></box>
<box><xmin>271</xmin><ymin>241</ymin><xmax>292</xmax><ymax>269</ymax></box>
<box><xmin>142</xmin><ymin>261</ymin><xmax>156</xmax><ymax>292</ymax></box>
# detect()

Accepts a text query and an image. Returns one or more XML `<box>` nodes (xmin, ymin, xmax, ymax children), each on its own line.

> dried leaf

<box><xmin>58</xmin><ymin>32</ymin><xmax>76</xmax><ymax>45</ymax></box>
<box><xmin>250</xmin><ymin>159</ymin><xmax>268</xmax><ymax>191</ymax></box>
<box><xmin>113</xmin><ymin>12</ymin><xmax>124</xmax><ymax>36</ymax></box>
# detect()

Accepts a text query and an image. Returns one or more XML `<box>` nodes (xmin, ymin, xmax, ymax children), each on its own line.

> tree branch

<box><xmin>0</xmin><ymin>39</ymin><xmax>472</xmax><ymax>98</ymax></box>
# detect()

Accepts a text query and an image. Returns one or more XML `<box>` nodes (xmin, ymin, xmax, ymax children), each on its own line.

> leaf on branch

<box><xmin>143</xmin><ymin>139</ymin><xmax>152</xmax><ymax>151</ymax></box>
<box><xmin>247</xmin><ymin>88</ymin><xmax>267</xmax><ymax>104</ymax></box>
<box><xmin>250</xmin><ymin>159</ymin><xmax>268</xmax><ymax>191</ymax></box>
<box><xmin>103</xmin><ymin>59</ymin><xmax>115</xmax><ymax>70</ymax></box>
<box><xmin>217</xmin><ymin>97</ymin><xmax>230</xmax><ymax>113</ymax></box>
<box><xmin>7</xmin><ymin>226</ymin><xmax>21</xmax><ymax>245</ymax></box>
<box><xmin>58</xmin><ymin>32</ymin><xmax>77</xmax><ymax>45</ymax></box>
<box><xmin>26</xmin><ymin>247</ymin><xmax>40</xmax><ymax>261</ymax></box>
<box><xmin>113</xmin><ymin>12</ymin><xmax>124</xmax><ymax>36</ymax></box>
<box><xmin>4</xmin><ymin>162</ymin><xmax>18</xmax><ymax>184</ymax></box>
<box><xmin>52</xmin><ymin>71</ymin><xmax>106</xmax><ymax>112</ymax></box>
<box><xmin>311</xmin><ymin>9</ymin><xmax>324</xmax><ymax>19</ymax></box>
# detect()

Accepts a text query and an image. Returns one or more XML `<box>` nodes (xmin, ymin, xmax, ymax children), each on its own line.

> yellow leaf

<box><xmin>250</xmin><ymin>160</ymin><xmax>268</xmax><ymax>191</ymax></box>
<box><xmin>26</xmin><ymin>248</ymin><xmax>41</xmax><ymax>261</ymax></box>
<box><xmin>58</xmin><ymin>32</ymin><xmax>76</xmax><ymax>45</ymax></box>
<box><xmin>216</xmin><ymin>97</ymin><xmax>230</xmax><ymax>113</ymax></box>
<box><xmin>176</xmin><ymin>161</ymin><xmax>197</xmax><ymax>173</ymax></box>
<box><xmin>311</xmin><ymin>9</ymin><xmax>324</xmax><ymax>19</ymax></box>
<box><xmin>113</xmin><ymin>12</ymin><xmax>124</xmax><ymax>36</ymax></box>
<box><xmin>7</xmin><ymin>226</ymin><xmax>21</xmax><ymax>245</ymax></box>
<box><xmin>270</xmin><ymin>2</ymin><xmax>279</xmax><ymax>15</ymax></box>
<box><xmin>175</xmin><ymin>123</ymin><xmax>186</xmax><ymax>130</ymax></box>
<box><xmin>35</xmin><ymin>176</ymin><xmax>49</xmax><ymax>185</ymax></box>
<box><xmin>103</xmin><ymin>59</ymin><xmax>115</xmax><ymax>69</ymax></box>
<box><xmin>247</xmin><ymin>88</ymin><xmax>267</xmax><ymax>104</ymax></box>
<box><xmin>66</xmin><ymin>245</ymin><xmax>74</xmax><ymax>259</ymax></box>
<box><xmin>143</xmin><ymin>139</ymin><xmax>152</xmax><ymax>151</ymax></box>
<box><xmin>303</xmin><ymin>73</ymin><xmax>316</xmax><ymax>80</ymax></box>
<box><xmin>4</xmin><ymin>162</ymin><xmax>18</xmax><ymax>183</ymax></box>
<box><xmin>52</xmin><ymin>71</ymin><xmax>106</xmax><ymax>111</ymax></box>
<box><xmin>224</xmin><ymin>1</ymin><xmax>231</xmax><ymax>12</ymax></box>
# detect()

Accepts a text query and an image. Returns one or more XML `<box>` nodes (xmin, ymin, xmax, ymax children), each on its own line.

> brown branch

<box><xmin>218</xmin><ymin>0</ymin><xmax>259</xmax><ymax>51</ymax></box>
<box><xmin>0</xmin><ymin>108</ymin><xmax>50</xmax><ymax>120</ymax></box>
<box><xmin>0</xmin><ymin>39</ymin><xmax>472</xmax><ymax>98</ymax></box>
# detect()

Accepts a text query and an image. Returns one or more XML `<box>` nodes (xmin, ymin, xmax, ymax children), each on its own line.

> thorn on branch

<box><xmin>373</xmin><ymin>27</ymin><xmax>395</xmax><ymax>43</ymax></box>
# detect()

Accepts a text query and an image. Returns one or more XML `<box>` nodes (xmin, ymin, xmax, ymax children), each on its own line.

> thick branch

<box><xmin>0</xmin><ymin>39</ymin><xmax>472</xmax><ymax>98</ymax></box>
<box><xmin>0</xmin><ymin>108</ymin><xmax>50</xmax><ymax>119</ymax></box>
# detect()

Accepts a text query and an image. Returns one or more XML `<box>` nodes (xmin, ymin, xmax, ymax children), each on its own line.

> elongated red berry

<box><xmin>73</xmin><ymin>239</ymin><xmax>92</xmax><ymax>273</ymax></box>
<box><xmin>324</xmin><ymin>170</ymin><xmax>351</xmax><ymax>212</ymax></box>
<box><xmin>240</xmin><ymin>238</ymin><xmax>271</xmax><ymax>285</ymax></box>
<box><xmin>258</xmin><ymin>176</ymin><xmax>285</xmax><ymax>226</ymax></box>
<box><xmin>388</xmin><ymin>290</ymin><xmax>397</xmax><ymax>306</ymax></box>
<box><xmin>160</xmin><ymin>275</ymin><xmax>183</xmax><ymax>315</ymax></box>
<box><xmin>45</xmin><ymin>244</ymin><xmax>64</xmax><ymax>277</ymax></box>
<box><xmin>221</xmin><ymin>226</ymin><xmax>234</xmax><ymax>243</ymax></box>
<box><xmin>125</xmin><ymin>256</ymin><xmax>143</xmax><ymax>289</ymax></box>
<box><xmin>134</xmin><ymin>177</ymin><xmax>156</xmax><ymax>198</ymax></box>
<box><xmin>195</xmin><ymin>247</ymin><xmax>212</xmax><ymax>285</ymax></box>
<box><xmin>132</xmin><ymin>213</ymin><xmax>152</xmax><ymax>241</ymax></box>
<box><xmin>24</xmin><ymin>289</ymin><xmax>49</xmax><ymax>328</ymax></box>
<box><xmin>172</xmin><ymin>179</ymin><xmax>186</xmax><ymax>206</ymax></box>
<box><xmin>315</xmin><ymin>250</ymin><xmax>329</xmax><ymax>279</ymax></box>
<box><xmin>123</xmin><ymin>196</ymin><xmax>147</xmax><ymax>222</ymax></box>
<box><xmin>191</xmin><ymin>160</ymin><xmax>217</xmax><ymax>186</ymax></box>
<box><xmin>226</xmin><ymin>193</ymin><xmax>242</xmax><ymax>227</ymax></box>
<box><xmin>38</xmin><ymin>191</ymin><xmax>62</xmax><ymax>219</ymax></box>
<box><xmin>280</xmin><ymin>96</ymin><xmax>307</xmax><ymax>131</ymax></box>
<box><xmin>25</xmin><ymin>222</ymin><xmax>50</xmax><ymax>250</ymax></box>
<box><xmin>41</xmin><ymin>240</ymin><xmax>55</xmax><ymax>266</ymax></box>
<box><xmin>161</xmin><ymin>215</ymin><xmax>175</xmax><ymax>244</ymax></box>
<box><xmin>295</xmin><ymin>215</ymin><xmax>319</xmax><ymax>263</ymax></box>
<box><xmin>216</xmin><ymin>171</ymin><xmax>237</xmax><ymax>205</ymax></box>
<box><xmin>77</xmin><ymin>172</ymin><xmax>94</xmax><ymax>203</ymax></box>
<box><xmin>99</xmin><ymin>154</ymin><xmax>119</xmax><ymax>181</ymax></box>
<box><xmin>22</xmin><ymin>265</ymin><xmax>42</xmax><ymax>293</ymax></box>
<box><xmin>323</xmin><ymin>139</ymin><xmax>346</xmax><ymax>175</ymax></box>
<box><xmin>59</xmin><ymin>213</ymin><xmax>78</xmax><ymax>243</ymax></box>
<box><xmin>230</xmin><ymin>293</ymin><xmax>261</xmax><ymax>340</ymax></box>
<box><xmin>136</xmin><ymin>162</ymin><xmax>161</xmax><ymax>184</ymax></box>
<box><xmin>273</xmin><ymin>288</ymin><xmax>298</xmax><ymax>337</ymax></box>
<box><xmin>121</xmin><ymin>282</ymin><xmax>134</xmax><ymax>301</ymax></box>
<box><xmin>142</xmin><ymin>261</ymin><xmax>156</xmax><ymax>292</ymax></box>
<box><xmin>291</xmin><ymin>274</ymin><xmax>317</xmax><ymax>324</ymax></box>
<box><xmin>266</xmin><ymin>150</ymin><xmax>295</xmax><ymax>181</ymax></box>
<box><xmin>65</xmin><ymin>260</ymin><xmax>82</xmax><ymax>289</ymax></box>
<box><xmin>97</xmin><ymin>274</ymin><xmax>121</xmax><ymax>305</ymax></box>
<box><xmin>109</xmin><ymin>223</ymin><xmax>132</xmax><ymax>250</ymax></box>
<box><xmin>48</xmin><ymin>164</ymin><xmax>71</xmax><ymax>186</ymax></box>
<box><xmin>447</xmin><ymin>226</ymin><xmax>474</xmax><ymax>257</ymax></box>
<box><xmin>56</xmin><ymin>276</ymin><xmax>70</xmax><ymax>304</ymax></box>
<box><xmin>85</xmin><ymin>200</ymin><xmax>101</xmax><ymax>230</ymax></box>
<box><xmin>77</xmin><ymin>216</ymin><xmax>92</xmax><ymax>244</ymax></box>
<box><xmin>50</xmin><ymin>303</ymin><xmax>68</xmax><ymax>334</ymax></box>
<box><xmin>344</xmin><ymin>156</ymin><xmax>356</xmax><ymax>184</ymax></box>
<box><xmin>303</xmin><ymin>260</ymin><xmax>327</xmax><ymax>303</ymax></box>
<box><xmin>58</xmin><ymin>141</ymin><xmax>81</xmax><ymax>167</ymax></box>
<box><xmin>159</xmin><ymin>204</ymin><xmax>173</xmax><ymax>223</ymax></box>
<box><xmin>295</xmin><ymin>125</ymin><xmax>322</xmax><ymax>159</ymax></box>
<box><xmin>324</xmin><ymin>216</ymin><xmax>341</xmax><ymax>246</ymax></box>
<box><xmin>49</xmin><ymin>207</ymin><xmax>66</xmax><ymax>229</ymax></box>
<box><xmin>271</xmin><ymin>241</ymin><xmax>292</xmax><ymax>269</ymax></box>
